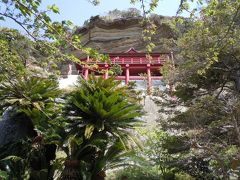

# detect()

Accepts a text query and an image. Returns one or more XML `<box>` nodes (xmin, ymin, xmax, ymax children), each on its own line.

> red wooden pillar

<box><xmin>104</xmin><ymin>64</ymin><xmax>109</xmax><ymax>79</ymax></box>
<box><xmin>125</xmin><ymin>64</ymin><xmax>130</xmax><ymax>85</ymax></box>
<box><xmin>147</xmin><ymin>64</ymin><xmax>152</xmax><ymax>93</ymax></box>
<box><xmin>83</xmin><ymin>56</ymin><xmax>90</xmax><ymax>80</ymax></box>
<box><xmin>83</xmin><ymin>66</ymin><xmax>89</xmax><ymax>80</ymax></box>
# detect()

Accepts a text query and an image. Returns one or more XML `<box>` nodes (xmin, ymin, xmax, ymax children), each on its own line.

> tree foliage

<box><xmin>161</xmin><ymin>0</ymin><xmax>240</xmax><ymax>179</ymax></box>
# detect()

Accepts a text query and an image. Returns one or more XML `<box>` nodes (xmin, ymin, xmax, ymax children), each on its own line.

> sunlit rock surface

<box><xmin>73</xmin><ymin>15</ymin><xmax>177</xmax><ymax>59</ymax></box>
<box><xmin>141</xmin><ymin>95</ymin><xmax>159</xmax><ymax>128</ymax></box>
<box><xmin>59</xmin><ymin>75</ymin><xmax>79</xmax><ymax>89</ymax></box>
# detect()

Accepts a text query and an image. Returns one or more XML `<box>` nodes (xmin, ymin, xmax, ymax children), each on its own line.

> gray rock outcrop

<box><xmin>0</xmin><ymin>108</ymin><xmax>37</xmax><ymax>146</ymax></box>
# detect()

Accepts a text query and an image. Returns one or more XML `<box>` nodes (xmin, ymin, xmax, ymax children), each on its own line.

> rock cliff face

<box><xmin>73</xmin><ymin>15</ymin><xmax>178</xmax><ymax>58</ymax></box>
<box><xmin>61</xmin><ymin>15</ymin><xmax>190</xmax><ymax>76</ymax></box>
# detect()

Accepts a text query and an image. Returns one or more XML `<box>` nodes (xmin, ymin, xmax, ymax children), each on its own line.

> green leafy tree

<box><xmin>161</xmin><ymin>0</ymin><xmax>240</xmax><ymax>179</ymax></box>
<box><xmin>108</xmin><ymin>128</ymin><xmax>194</xmax><ymax>180</ymax></box>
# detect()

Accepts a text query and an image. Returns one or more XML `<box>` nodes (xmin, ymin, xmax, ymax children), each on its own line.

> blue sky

<box><xmin>42</xmin><ymin>0</ymin><xmax>182</xmax><ymax>25</ymax></box>
<box><xmin>1</xmin><ymin>0</ymin><xmax>187</xmax><ymax>30</ymax></box>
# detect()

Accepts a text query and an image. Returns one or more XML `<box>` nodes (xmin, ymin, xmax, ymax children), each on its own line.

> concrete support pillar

<box><xmin>125</xmin><ymin>64</ymin><xmax>130</xmax><ymax>85</ymax></box>
<box><xmin>147</xmin><ymin>64</ymin><xmax>152</xmax><ymax>93</ymax></box>
<box><xmin>104</xmin><ymin>64</ymin><xmax>109</xmax><ymax>79</ymax></box>
<box><xmin>67</xmin><ymin>63</ymin><xmax>72</xmax><ymax>75</ymax></box>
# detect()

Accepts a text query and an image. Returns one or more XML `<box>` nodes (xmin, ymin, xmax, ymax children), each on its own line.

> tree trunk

<box><xmin>93</xmin><ymin>170</ymin><xmax>106</xmax><ymax>180</ymax></box>
<box><xmin>232</xmin><ymin>113</ymin><xmax>240</xmax><ymax>146</ymax></box>
<box><xmin>61</xmin><ymin>160</ymin><xmax>80</xmax><ymax>180</ymax></box>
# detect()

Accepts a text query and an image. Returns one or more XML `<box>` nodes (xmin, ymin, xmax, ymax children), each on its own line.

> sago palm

<box><xmin>65</xmin><ymin>75</ymin><xmax>142</xmax><ymax>147</ymax></box>
<box><xmin>0</xmin><ymin>76</ymin><xmax>62</xmax><ymax>135</ymax></box>
<box><xmin>0</xmin><ymin>75</ymin><xmax>63</xmax><ymax>179</ymax></box>
<box><xmin>63</xmin><ymin>75</ymin><xmax>143</xmax><ymax>179</ymax></box>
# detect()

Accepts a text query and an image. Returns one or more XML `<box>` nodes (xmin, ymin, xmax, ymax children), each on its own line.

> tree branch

<box><xmin>0</xmin><ymin>12</ymin><xmax>37</xmax><ymax>41</ymax></box>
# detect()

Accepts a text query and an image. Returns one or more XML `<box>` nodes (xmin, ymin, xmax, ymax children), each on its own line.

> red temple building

<box><xmin>75</xmin><ymin>48</ymin><xmax>172</xmax><ymax>91</ymax></box>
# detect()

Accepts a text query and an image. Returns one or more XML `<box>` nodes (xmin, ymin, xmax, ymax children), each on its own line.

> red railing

<box><xmin>88</xmin><ymin>57</ymin><xmax>165</xmax><ymax>64</ymax></box>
